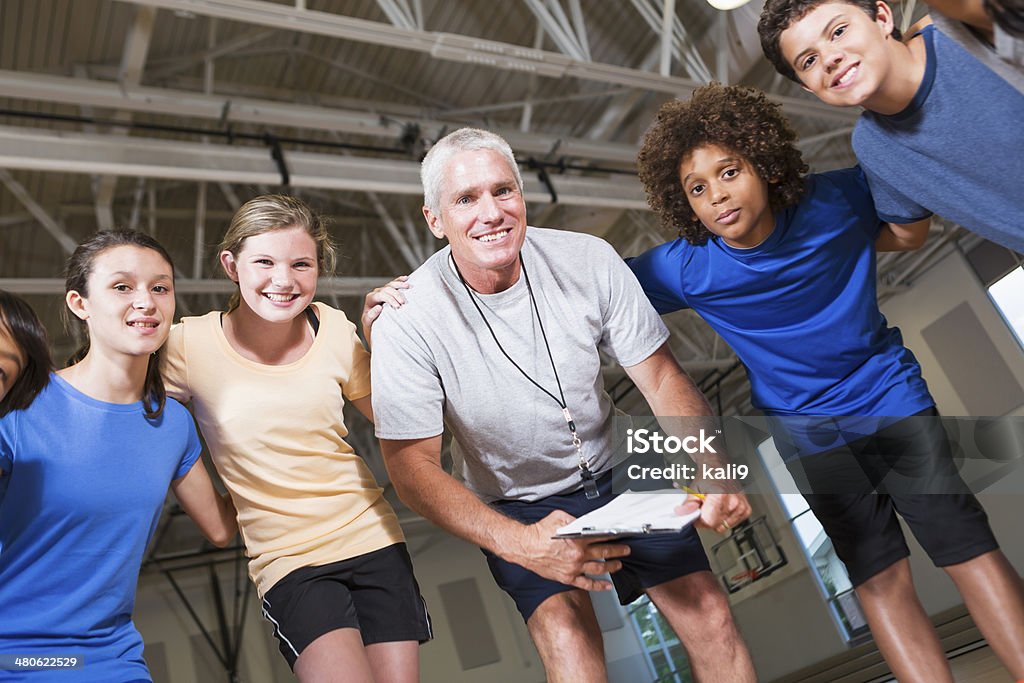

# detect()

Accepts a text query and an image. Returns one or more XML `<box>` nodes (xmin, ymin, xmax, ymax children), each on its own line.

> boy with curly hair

<box><xmin>757</xmin><ymin>0</ymin><xmax>1024</xmax><ymax>254</ymax></box>
<box><xmin>628</xmin><ymin>83</ymin><xmax>1024</xmax><ymax>681</ymax></box>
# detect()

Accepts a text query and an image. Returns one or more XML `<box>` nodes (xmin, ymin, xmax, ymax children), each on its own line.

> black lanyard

<box><xmin>452</xmin><ymin>253</ymin><xmax>600</xmax><ymax>499</ymax></box>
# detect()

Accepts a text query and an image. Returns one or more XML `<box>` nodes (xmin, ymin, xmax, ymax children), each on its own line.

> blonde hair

<box><xmin>219</xmin><ymin>194</ymin><xmax>337</xmax><ymax>311</ymax></box>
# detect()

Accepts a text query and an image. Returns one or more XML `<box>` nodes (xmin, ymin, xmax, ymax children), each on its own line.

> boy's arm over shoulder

<box><xmin>823</xmin><ymin>166</ymin><xmax>933</xmax><ymax>250</ymax></box>
<box><xmin>838</xmin><ymin>157</ymin><xmax>934</xmax><ymax>238</ymax></box>
<box><xmin>876</xmin><ymin>217</ymin><xmax>932</xmax><ymax>251</ymax></box>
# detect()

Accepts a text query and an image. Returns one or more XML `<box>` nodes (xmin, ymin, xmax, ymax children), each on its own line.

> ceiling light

<box><xmin>706</xmin><ymin>0</ymin><xmax>753</xmax><ymax>9</ymax></box>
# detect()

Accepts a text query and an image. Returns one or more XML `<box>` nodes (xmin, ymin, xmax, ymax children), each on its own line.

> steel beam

<box><xmin>366</xmin><ymin>192</ymin><xmax>424</xmax><ymax>270</ymax></box>
<box><xmin>0</xmin><ymin>125</ymin><xmax>649</xmax><ymax>209</ymax></box>
<box><xmin>716</xmin><ymin>11</ymin><xmax>729</xmax><ymax>83</ymax></box>
<box><xmin>0</xmin><ymin>170</ymin><xmax>77</xmax><ymax>254</ymax></box>
<box><xmin>193</xmin><ymin>182</ymin><xmax>208</xmax><ymax>279</ymax></box>
<box><xmin>522</xmin><ymin>0</ymin><xmax>588</xmax><ymax>61</ymax></box>
<box><xmin>113</xmin><ymin>0</ymin><xmax>856</xmax><ymax>123</ymax></box>
<box><xmin>92</xmin><ymin>6</ymin><xmax>158</xmax><ymax>231</ymax></box>
<box><xmin>146</xmin><ymin>28</ymin><xmax>275</xmax><ymax>81</ymax></box>
<box><xmin>548</xmin><ymin>0</ymin><xmax>590</xmax><ymax>60</ymax></box>
<box><xmin>631</xmin><ymin>0</ymin><xmax>712</xmax><ymax>82</ymax></box>
<box><xmin>566</xmin><ymin>0</ymin><xmax>590</xmax><ymax>60</ymax></box>
<box><xmin>0</xmin><ymin>205</ymin><xmax>368</xmax><ymax>227</ymax></box>
<box><xmin>660</xmin><ymin>0</ymin><xmax>676</xmax><ymax>76</ymax></box>
<box><xmin>374</xmin><ymin>0</ymin><xmax>417</xmax><ymax>30</ymax></box>
<box><xmin>0</xmin><ymin>70</ymin><xmax>646</xmax><ymax>164</ymax></box>
<box><xmin>127</xmin><ymin>177</ymin><xmax>147</xmax><ymax>232</ymax></box>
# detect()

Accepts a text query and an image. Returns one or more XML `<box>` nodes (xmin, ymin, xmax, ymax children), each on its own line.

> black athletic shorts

<box><xmin>785</xmin><ymin>408</ymin><xmax>998</xmax><ymax>586</ymax></box>
<box><xmin>483</xmin><ymin>472</ymin><xmax>711</xmax><ymax>622</ymax></box>
<box><xmin>261</xmin><ymin>543</ymin><xmax>432</xmax><ymax>669</ymax></box>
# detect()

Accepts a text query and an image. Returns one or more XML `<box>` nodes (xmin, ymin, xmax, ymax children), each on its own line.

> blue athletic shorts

<box><xmin>483</xmin><ymin>473</ymin><xmax>711</xmax><ymax>622</ymax></box>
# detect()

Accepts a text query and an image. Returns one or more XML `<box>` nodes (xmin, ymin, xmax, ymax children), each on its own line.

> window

<box><xmin>964</xmin><ymin>241</ymin><xmax>1024</xmax><ymax>349</ymax></box>
<box><xmin>988</xmin><ymin>266</ymin><xmax>1024</xmax><ymax>349</ymax></box>
<box><xmin>757</xmin><ymin>438</ymin><xmax>871</xmax><ymax>642</ymax></box>
<box><xmin>628</xmin><ymin>596</ymin><xmax>694</xmax><ymax>683</ymax></box>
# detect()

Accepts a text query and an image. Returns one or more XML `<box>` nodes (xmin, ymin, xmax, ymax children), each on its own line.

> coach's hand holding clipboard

<box><xmin>553</xmin><ymin>491</ymin><xmax>702</xmax><ymax>538</ymax></box>
<box><xmin>552</xmin><ymin>482</ymin><xmax>748</xmax><ymax>539</ymax></box>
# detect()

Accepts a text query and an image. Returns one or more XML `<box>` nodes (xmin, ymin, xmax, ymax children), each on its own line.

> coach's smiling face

<box><xmin>424</xmin><ymin>149</ymin><xmax>527</xmax><ymax>295</ymax></box>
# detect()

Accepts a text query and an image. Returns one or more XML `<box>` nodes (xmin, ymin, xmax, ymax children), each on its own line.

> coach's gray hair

<box><xmin>420</xmin><ymin>128</ymin><xmax>524</xmax><ymax>214</ymax></box>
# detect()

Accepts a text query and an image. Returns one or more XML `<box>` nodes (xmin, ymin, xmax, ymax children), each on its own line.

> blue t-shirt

<box><xmin>628</xmin><ymin>167</ymin><xmax>934</xmax><ymax>430</ymax></box>
<box><xmin>853</xmin><ymin>23</ymin><xmax>1024</xmax><ymax>254</ymax></box>
<box><xmin>0</xmin><ymin>374</ymin><xmax>201</xmax><ymax>683</ymax></box>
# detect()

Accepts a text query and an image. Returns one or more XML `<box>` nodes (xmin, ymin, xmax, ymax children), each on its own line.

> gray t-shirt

<box><xmin>371</xmin><ymin>227</ymin><xmax>670</xmax><ymax>502</ymax></box>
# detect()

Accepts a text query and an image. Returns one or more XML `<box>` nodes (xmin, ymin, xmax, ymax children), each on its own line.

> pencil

<box><xmin>677</xmin><ymin>483</ymin><xmax>706</xmax><ymax>501</ymax></box>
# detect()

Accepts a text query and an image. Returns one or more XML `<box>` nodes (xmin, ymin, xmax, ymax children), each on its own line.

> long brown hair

<box><xmin>63</xmin><ymin>230</ymin><xmax>176</xmax><ymax>420</ymax></box>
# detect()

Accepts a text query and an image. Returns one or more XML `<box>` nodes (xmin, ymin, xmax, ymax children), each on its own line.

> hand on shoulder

<box><xmin>361</xmin><ymin>275</ymin><xmax>410</xmax><ymax>347</ymax></box>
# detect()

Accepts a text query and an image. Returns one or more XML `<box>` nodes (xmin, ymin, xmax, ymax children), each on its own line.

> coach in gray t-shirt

<box><xmin>367</xmin><ymin>128</ymin><xmax>755</xmax><ymax>683</ymax></box>
<box><xmin>373</xmin><ymin>225</ymin><xmax>666</xmax><ymax>503</ymax></box>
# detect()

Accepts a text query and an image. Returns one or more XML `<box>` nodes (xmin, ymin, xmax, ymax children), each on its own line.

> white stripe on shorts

<box><xmin>262</xmin><ymin>598</ymin><xmax>300</xmax><ymax>660</ymax></box>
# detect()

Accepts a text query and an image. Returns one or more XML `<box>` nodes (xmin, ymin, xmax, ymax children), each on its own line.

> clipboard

<box><xmin>553</xmin><ymin>491</ymin><xmax>701</xmax><ymax>538</ymax></box>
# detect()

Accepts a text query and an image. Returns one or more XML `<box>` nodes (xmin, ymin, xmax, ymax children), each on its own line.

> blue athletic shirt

<box><xmin>0</xmin><ymin>374</ymin><xmax>201</xmax><ymax>683</ymax></box>
<box><xmin>628</xmin><ymin>167</ymin><xmax>934</xmax><ymax>424</ymax></box>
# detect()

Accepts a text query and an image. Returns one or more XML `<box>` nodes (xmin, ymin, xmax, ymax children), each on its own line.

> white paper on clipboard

<box><xmin>553</xmin><ymin>491</ymin><xmax>701</xmax><ymax>538</ymax></box>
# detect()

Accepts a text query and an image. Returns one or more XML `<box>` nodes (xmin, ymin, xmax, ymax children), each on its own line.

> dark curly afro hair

<box><xmin>638</xmin><ymin>83</ymin><xmax>808</xmax><ymax>245</ymax></box>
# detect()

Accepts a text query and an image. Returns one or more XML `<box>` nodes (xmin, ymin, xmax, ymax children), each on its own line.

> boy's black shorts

<box><xmin>785</xmin><ymin>408</ymin><xmax>998</xmax><ymax>586</ymax></box>
<box><xmin>261</xmin><ymin>543</ymin><xmax>432</xmax><ymax>669</ymax></box>
<box><xmin>483</xmin><ymin>472</ymin><xmax>711</xmax><ymax>622</ymax></box>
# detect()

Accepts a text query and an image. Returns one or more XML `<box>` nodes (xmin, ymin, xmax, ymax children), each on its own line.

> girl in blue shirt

<box><xmin>0</xmin><ymin>231</ymin><xmax>237</xmax><ymax>683</ymax></box>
